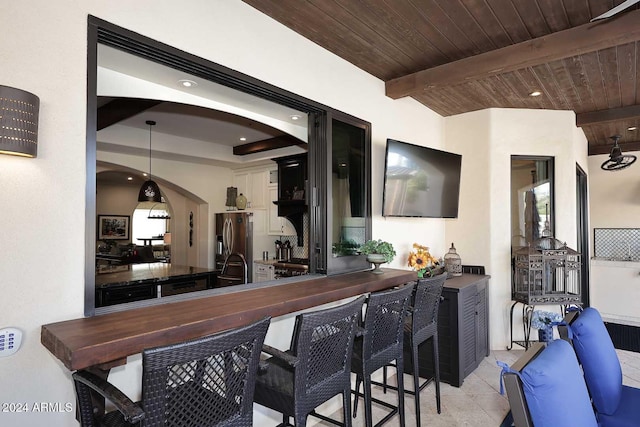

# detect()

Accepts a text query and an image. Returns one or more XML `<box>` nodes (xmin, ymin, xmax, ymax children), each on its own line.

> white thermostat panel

<box><xmin>0</xmin><ymin>327</ymin><xmax>23</xmax><ymax>357</ymax></box>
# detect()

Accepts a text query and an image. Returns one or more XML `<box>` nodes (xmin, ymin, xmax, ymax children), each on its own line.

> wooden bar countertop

<box><xmin>41</xmin><ymin>268</ymin><xmax>416</xmax><ymax>371</ymax></box>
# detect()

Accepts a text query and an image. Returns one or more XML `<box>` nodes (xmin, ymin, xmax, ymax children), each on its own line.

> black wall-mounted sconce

<box><xmin>0</xmin><ymin>85</ymin><xmax>39</xmax><ymax>158</ymax></box>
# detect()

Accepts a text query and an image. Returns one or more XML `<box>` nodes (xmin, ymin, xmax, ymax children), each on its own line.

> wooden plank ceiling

<box><xmin>242</xmin><ymin>0</ymin><xmax>640</xmax><ymax>155</ymax></box>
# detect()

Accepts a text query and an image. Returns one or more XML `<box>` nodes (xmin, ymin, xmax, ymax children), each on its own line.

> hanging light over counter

<box><xmin>138</xmin><ymin>120</ymin><xmax>162</xmax><ymax>202</ymax></box>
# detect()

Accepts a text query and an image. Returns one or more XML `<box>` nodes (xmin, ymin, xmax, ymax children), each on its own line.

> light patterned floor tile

<box><xmin>315</xmin><ymin>348</ymin><xmax>640</xmax><ymax>426</ymax></box>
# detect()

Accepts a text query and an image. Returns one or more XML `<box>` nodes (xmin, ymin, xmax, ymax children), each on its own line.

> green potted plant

<box><xmin>359</xmin><ymin>239</ymin><xmax>396</xmax><ymax>274</ymax></box>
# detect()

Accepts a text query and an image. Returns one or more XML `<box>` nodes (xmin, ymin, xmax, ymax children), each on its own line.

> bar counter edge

<box><xmin>41</xmin><ymin>268</ymin><xmax>416</xmax><ymax>371</ymax></box>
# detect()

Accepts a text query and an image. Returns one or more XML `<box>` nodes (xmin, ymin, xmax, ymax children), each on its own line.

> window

<box><xmin>85</xmin><ymin>17</ymin><xmax>372</xmax><ymax>314</ymax></box>
<box><xmin>511</xmin><ymin>157</ymin><xmax>554</xmax><ymax>248</ymax></box>
<box><xmin>131</xmin><ymin>203</ymin><xmax>170</xmax><ymax>244</ymax></box>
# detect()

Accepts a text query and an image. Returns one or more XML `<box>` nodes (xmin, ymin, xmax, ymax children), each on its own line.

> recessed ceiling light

<box><xmin>127</xmin><ymin>176</ymin><xmax>133</xmax><ymax>181</ymax></box>
<box><xmin>239</xmin><ymin>137</ymin><xmax>247</xmax><ymax>141</ymax></box>
<box><xmin>290</xmin><ymin>114</ymin><xmax>302</xmax><ymax>121</ymax></box>
<box><xmin>529</xmin><ymin>91</ymin><xmax>542</xmax><ymax>97</ymax></box>
<box><xmin>628</xmin><ymin>126</ymin><xmax>637</xmax><ymax>131</ymax></box>
<box><xmin>178</xmin><ymin>79</ymin><xmax>197</xmax><ymax>88</ymax></box>
<box><xmin>143</xmin><ymin>173</ymin><xmax>148</xmax><ymax>177</ymax></box>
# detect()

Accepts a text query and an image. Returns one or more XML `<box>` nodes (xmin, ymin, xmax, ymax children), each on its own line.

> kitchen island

<box><xmin>95</xmin><ymin>262</ymin><xmax>217</xmax><ymax>307</ymax></box>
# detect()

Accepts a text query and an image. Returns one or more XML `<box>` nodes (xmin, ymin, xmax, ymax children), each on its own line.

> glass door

<box><xmin>326</xmin><ymin>112</ymin><xmax>371</xmax><ymax>275</ymax></box>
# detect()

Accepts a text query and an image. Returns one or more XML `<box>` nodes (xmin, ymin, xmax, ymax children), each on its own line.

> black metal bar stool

<box><xmin>351</xmin><ymin>284</ymin><xmax>413</xmax><ymax>427</ymax></box>
<box><xmin>73</xmin><ymin>317</ymin><xmax>271</xmax><ymax>427</ymax></box>
<box><xmin>379</xmin><ymin>273</ymin><xmax>447</xmax><ymax>426</ymax></box>
<box><xmin>254</xmin><ymin>296</ymin><xmax>366</xmax><ymax>427</ymax></box>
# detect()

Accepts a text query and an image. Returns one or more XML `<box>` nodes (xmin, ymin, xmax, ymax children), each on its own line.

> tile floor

<box><xmin>315</xmin><ymin>348</ymin><xmax>640</xmax><ymax>427</ymax></box>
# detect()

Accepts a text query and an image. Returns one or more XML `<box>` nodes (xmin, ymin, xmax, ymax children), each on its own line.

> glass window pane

<box><xmin>331</xmin><ymin>120</ymin><xmax>366</xmax><ymax>257</ymax></box>
<box><xmin>511</xmin><ymin>158</ymin><xmax>554</xmax><ymax>249</ymax></box>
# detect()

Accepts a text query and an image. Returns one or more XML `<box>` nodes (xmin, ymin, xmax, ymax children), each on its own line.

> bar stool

<box><xmin>254</xmin><ymin>296</ymin><xmax>366</xmax><ymax>427</ymax></box>
<box><xmin>73</xmin><ymin>317</ymin><xmax>271</xmax><ymax>427</ymax></box>
<box><xmin>351</xmin><ymin>284</ymin><xmax>413</xmax><ymax>427</ymax></box>
<box><xmin>381</xmin><ymin>273</ymin><xmax>447</xmax><ymax>425</ymax></box>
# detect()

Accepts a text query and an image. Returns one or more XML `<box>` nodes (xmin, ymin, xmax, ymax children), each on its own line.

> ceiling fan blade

<box><xmin>591</xmin><ymin>0</ymin><xmax>640</xmax><ymax>22</ymax></box>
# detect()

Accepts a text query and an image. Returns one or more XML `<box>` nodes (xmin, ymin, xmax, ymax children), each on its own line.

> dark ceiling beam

<box><xmin>385</xmin><ymin>9</ymin><xmax>640</xmax><ymax>99</ymax></box>
<box><xmin>576</xmin><ymin>104</ymin><xmax>640</xmax><ymax>126</ymax></box>
<box><xmin>589</xmin><ymin>140</ymin><xmax>640</xmax><ymax>156</ymax></box>
<box><xmin>97</xmin><ymin>98</ymin><xmax>164</xmax><ymax>130</ymax></box>
<box><xmin>233</xmin><ymin>134</ymin><xmax>304</xmax><ymax>155</ymax></box>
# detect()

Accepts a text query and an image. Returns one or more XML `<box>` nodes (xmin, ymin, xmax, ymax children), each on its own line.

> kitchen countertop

<box><xmin>254</xmin><ymin>259</ymin><xmax>279</xmax><ymax>265</ymax></box>
<box><xmin>591</xmin><ymin>257</ymin><xmax>640</xmax><ymax>267</ymax></box>
<box><xmin>95</xmin><ymin>263</ymin><xmax>217</xmax><ymax>288</ymax></box>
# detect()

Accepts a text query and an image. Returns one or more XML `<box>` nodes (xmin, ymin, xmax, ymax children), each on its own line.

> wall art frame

<box><xmin>97</xmin><ymin>215</ymin><xmax>130</xmax><ymax>240</ymax></box>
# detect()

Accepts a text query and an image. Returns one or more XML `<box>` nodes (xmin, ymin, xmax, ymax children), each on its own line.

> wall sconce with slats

<box><xmin>0</xmin><ymin>85</ymin><xmax>40</xmax><ymax>158</ymax></box>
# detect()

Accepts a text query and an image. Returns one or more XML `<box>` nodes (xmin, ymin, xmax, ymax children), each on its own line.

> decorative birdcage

<box><xmin>513</xmin><ymin>237</ymin><xmax>582</xmax><ymax>305</ymax></box>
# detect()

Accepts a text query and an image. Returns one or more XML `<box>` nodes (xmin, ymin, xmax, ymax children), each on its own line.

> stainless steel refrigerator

<box><xmin>215</xmin><ymin>212</ymin><xmax>253</xmax><ymax>285</ymax></box>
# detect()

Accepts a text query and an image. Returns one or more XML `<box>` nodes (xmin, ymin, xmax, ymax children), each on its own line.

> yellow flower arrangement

<box><xmin>408</xmin><ymin>243</ymin><xmax>440</xmax><ymax>278</ymax></box>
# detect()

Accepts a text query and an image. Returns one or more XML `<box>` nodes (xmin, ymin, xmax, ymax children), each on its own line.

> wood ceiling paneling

<box><xmin>242</xmin><ymin>0</ymin><xmax>640</xmax><ymax>155</ymax></box>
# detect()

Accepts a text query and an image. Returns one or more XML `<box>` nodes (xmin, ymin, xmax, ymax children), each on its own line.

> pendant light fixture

<box><xmin>138</xmin><ymin>120</ymin><xmax>162</xmax><ymax>202</ymax></box>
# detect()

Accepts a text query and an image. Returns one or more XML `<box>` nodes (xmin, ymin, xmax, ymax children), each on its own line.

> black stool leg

<box><xmin>382</xmin><ymin>365</ymin><xmax>388</xmax><ymax>393</ymax></box>
<box><xmin>363</xmin><ymin>376</ymin><xmax>373</xmax><ymax>427</ymax></box>
<box><xmin>433</xmin><ymin>333</ymin><xmax>441</xmax><ymax>413</ymax></box>
<box><xmin>353</xmin><ymin>375</ymin><xmax>362</xmax><ymax>417</ymax></box>
<box><xmin>343</xmin><ymin>388</ymin><xmax>353</xmax><ymax>427</ymax></box>
<box><xmin>412</xmin><ymin>340</ymin><xmax>421</xmax><ymax>426</ymax></box>
<box><xmin>396</xmin><ymin>356</ymin><xmax>406</xmax><ymax>427</ymax></box>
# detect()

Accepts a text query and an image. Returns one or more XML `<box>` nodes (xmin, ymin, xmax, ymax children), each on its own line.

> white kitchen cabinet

<box><xmin>232</xmin><ymin>168</ymin><xmax>272</xmax><ymax>209</ymax></box>
<box><xmin>254</xmin><ymin>262</ymin><xmax>275</xmax><ymax>282</ymax></box>
<box><xmin>232</xmin><ymin>171</ymin><xmax>249</xmax><ymax>201</ymax></box>
<box><xmin>267</xmin><ymin>185</ymin><xmax>296</xmax><ymax>236</ymax></box>
<box><xmin>250</xmin><ymin>170</ymin><xmax>268</xmax><ymax>209</ymax></box>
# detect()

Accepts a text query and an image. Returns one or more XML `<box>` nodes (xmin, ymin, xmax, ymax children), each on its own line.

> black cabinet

<box><xmin>160</xmin><ymin>275</ymin><xmax>211</xmax><ymax>296</ymax></box>
<box><xmin>96</xmin><ymin>283</ymin><xmax>156</xmax><ymax>307</ymax></box>
<box><xmin>273</xmin><ymin>154</ymin><xmax>307</xmax><ymax>245</ymax></box>
<box><xmin>405</xmin><ymin>274</ymin><xmax>489</xmax><ymax>387</ymax></box>
<box><xmin>275</xmin><ymin>154</ymin><xmax>307</xmax><ymax>202</ymax></box>
<box><xmin>96</xmin><ymin>270</ymin><xmax>216</xmax><ymax>307</ymax></box>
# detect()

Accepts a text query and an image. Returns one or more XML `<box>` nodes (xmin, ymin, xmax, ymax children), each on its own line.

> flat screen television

<box><xmin>382</xmin><ymin>138</ymin><xmax>462</xmax><ymax>218</ymax></box>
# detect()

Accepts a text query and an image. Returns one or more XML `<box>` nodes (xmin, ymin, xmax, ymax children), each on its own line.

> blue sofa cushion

<box><xmin>571</xmin><ymin>307</ymin><xmax>623</xmax><ymax>415</ymax></box>
<box><xmin>520</xmin><ymin>340</ymin><xmax>597</xmax><ymax>427</ymax></box>
<box><xmin>598</xmin><ymin>385</ymin><xmax>640</xmax><ymax>427</ymax></box>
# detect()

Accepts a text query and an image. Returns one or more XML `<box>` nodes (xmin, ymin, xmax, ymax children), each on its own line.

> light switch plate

<box><xmin>0</xmin><ymin>327</ymin><xmax>22</xmax><ymax>357</ymax></box>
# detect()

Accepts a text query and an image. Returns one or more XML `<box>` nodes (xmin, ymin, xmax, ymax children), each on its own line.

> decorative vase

<box><xmin>366</xmin><ymin>254</ymin><xmax>386</xmax><ymax>274</ymax></box>
<box><xmin>538</xmin><ymin>326</ymin><xmax>554</xmax><ymax>343</ymax></box>
<box><xmin>444</xmin><ymin>242</ymin><xmax>462</xmax><ymax>276</ymax></box>
<box><xmin>236</xmin><ymin>193</ymin><xmax>247</xmax><ymax>210</ymax></box>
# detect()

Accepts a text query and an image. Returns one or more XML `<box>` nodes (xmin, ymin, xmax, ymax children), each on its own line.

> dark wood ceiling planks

<box><xmin>242</xmin><ymin>0</ymin><xmax>640</xmax><ymax>155</ymax></box>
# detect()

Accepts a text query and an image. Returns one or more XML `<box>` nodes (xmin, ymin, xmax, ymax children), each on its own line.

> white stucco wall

<box><xmin>0</xmin><ymin>1</ymin><xmax>444</xmax><ymax>426</ymax></box>
<box><xmin>588</xmin><ymin>151</ymin><xmax>640</xmax><ymax>325</ymax></box>
<box><xmin>445</xmin><ymin>108</ymin><xmax>589</xmax><ymax>350</ymax></box>
<box><xmin>589</xmin><ymin>151</ymin><xmax>640</xmax><ymax>229</ymax></box>
<box><xmin>1</xmin><ymin>1</ymin><xmax>596</xmax><ymax>424</ymax></box>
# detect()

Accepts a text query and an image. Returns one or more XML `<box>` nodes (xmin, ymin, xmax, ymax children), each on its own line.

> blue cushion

<box><xmin>598</xmin><ymin>385</ymin><xmax>640</xmax><ymax>427</ymax></box>
<box><xmin>571</xmin><ymin>307</ymin><xmax>623</xmax><ymax>415</ymax></box>
<box><xmin>520</xmin><ymin>340</ymin><xmax>597</xmax><ymax>427</ymax></box>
